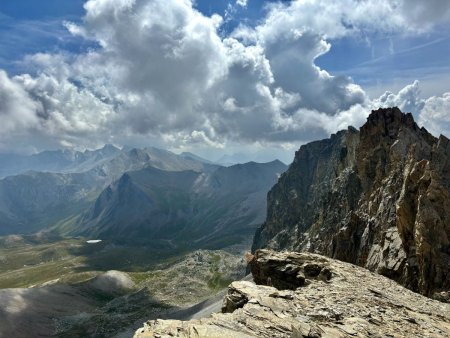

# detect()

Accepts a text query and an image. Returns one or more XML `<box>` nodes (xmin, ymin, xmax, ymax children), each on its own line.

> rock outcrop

<box><xmin>253</xmin><ymin>107</ymin><xmax>450</xmax><ymax>298</ymax></box>
<box><xmin>135</xmin><ymin>249</ymin><xmax>450</xmax><ymax>337</ymax></box>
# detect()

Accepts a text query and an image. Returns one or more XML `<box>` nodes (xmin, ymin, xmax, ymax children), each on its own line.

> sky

<box><xmin>0</xmin><ymin>0</ymin><xmax>450</xmax><ymax>163</ymax></box>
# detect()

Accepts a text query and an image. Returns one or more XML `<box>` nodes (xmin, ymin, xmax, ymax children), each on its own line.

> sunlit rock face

<box><xmin>135</xmin><ymin>250</ymin><xmax>450</xmax><ymax>338</ymax></box>
<box><xmin>253</xmin><ymin>107</ymin><xmax>450</xmax><ymax>298</ymax></box>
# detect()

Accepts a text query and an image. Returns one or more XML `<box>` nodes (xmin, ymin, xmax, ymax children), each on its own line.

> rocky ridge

<box><xmin>77</xmin><ymin>160</ymin><xmax>286</xmax><ymax>246</ymax></box>
<box><xmin>0</xmin><ymin>146</ymin><xmax>217</xmax><ymax>236</ymax></box>
<box><xmin>135</xmin><ymin>249</ymin><xmax>450</xmax><ymax>337</ymax></box>
<box><xmin>253</xmin><ymin>107</ymin><xmax>450</xmax><ymax>298</ymax></box>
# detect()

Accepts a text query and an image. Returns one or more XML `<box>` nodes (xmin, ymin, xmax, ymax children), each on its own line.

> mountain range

<box><xmin>0</xmin><ymin>144</ymin><xmax>121</xmax><ymax>179</ymax></box>
<box><xmin>77</xmin><ymin>160</ymin><xmax>286</xmax><ymax>247</ymax></box>
<box><xmin>2</xmin><ymin>107</ymin><xmax>449</xmax><ymax>338</ymax></box>
<box><xmin>0</xmin><ymin>145</ymin><xmax>286</xmax><ymax>250</ymax></box>
<box><xmin>135</xmin><ymin>107</ymin><xmax>450</xmax><ymax>337</ymax></box>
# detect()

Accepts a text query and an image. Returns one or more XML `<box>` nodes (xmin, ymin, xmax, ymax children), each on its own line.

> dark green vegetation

<box><xmin>0</xmin><ymin>235</ymin><xmax>150</xmax><ymax>288</ymax></box>
<box><xmin>0</xmin><ymin>147</ymin><xmax>285</xmax><ymax>337</ymax></box>
<box><xmin>0</xmin><ymin>234</ymin><xmax>246</xmax><ymax>337</ymax></box>
<box><xmin>0</xmin><ymin>233</ymin><xmax>235</xmax><ymax>289</ymax></box>
<box><xmin>207</xmin><ymin>254</ymin><xmax>234</xmax><ymax>290</ymax></box>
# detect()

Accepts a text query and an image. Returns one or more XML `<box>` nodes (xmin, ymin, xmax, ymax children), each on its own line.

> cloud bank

<box><xmin>0</xmin><ymin>0</ymin><xmax>449</xmax><ymax>156</ymax></box>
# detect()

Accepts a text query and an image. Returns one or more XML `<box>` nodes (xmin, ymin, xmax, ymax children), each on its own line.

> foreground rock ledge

<box><xmin>135</xmin><ymin>250</ymin><xmax>450</xmax><ymax>337</ymax></box>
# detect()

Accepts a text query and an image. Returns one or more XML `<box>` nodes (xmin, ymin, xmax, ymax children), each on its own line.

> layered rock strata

<box><xmin>135</xmin><ymin>249</ymin><xmax>450</xmax><ymax>337</ymax></box>
<box><xmin>253</xmin><ymin>107</ymin><xmax>450</xmax><ymax>298</ymax></box>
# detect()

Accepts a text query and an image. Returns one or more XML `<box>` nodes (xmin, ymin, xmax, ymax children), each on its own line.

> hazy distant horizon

<box><xmin>1</xmin><ymin>0</ymin><xmax>449</xmax><ymax>162</ymax></box>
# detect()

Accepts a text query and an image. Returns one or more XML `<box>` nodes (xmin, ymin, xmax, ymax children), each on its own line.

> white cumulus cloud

<box><xmin>420</xmin><ymin>93</ymin><xmax>450</xmax><ymax>137</ymax></box>
<box><xmin>0</xmin><ymin>70</ymin><xmax>41</xmax><ymax>134</ymax></box>
<box><xmin>236</xmin><ymin>0</ymin><xmax>247</xmax><ymax>8</ymax></box>
<box><xmin>0</xmin><ymin>0</ymin><xmax>448</xmax><ymax>157</ymax></box>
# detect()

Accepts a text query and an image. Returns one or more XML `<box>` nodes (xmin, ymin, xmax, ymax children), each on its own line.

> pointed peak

<box><xmin>367</xmin><ymin>107</ymin><xmax>414</xmax><ymax>124</ymax></box>
<box><xmin>102</xmin><ymin>144</ymin><xmax>118</xmax><ymax>151</ymax></box>
<box><xmin>361</xmin><ymin>107</ymin><xmax>418</xmax><ymax>139</ymax></box>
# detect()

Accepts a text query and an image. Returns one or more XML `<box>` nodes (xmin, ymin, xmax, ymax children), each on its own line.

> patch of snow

<box><xmin>86</xmin><ymin>239</ymin><xmax>102</xmax><ymax>244</ymax></box>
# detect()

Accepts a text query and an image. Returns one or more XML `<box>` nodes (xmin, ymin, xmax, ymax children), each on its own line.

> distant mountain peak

<box><xmin>101</xmin><ymin>144</ymin><xmax>119</xmax><ymax>151</ymax></box>
<box><xmin>179</xmin><ymin>151</ymin><xmax>214</xmax><ymax>164</ymax></box>
<box><xmin>267</xmin><ymin>159</ymin><xmax>286</xmax><ymax>166</ymax></box>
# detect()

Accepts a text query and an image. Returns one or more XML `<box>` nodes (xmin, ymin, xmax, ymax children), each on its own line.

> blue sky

<box><xmin>1</xmin><ymin>0</ymin><xmax>448</xmax><ymax>96</ymax></box>
<box><xmin>0</xmin><ymin>0</ymin><xmax>259</xmax><ymax>69</ymax></box>
<box><xmin>0</xmin><ymin>0</ymin><xmax>88</xmax><ymax>73</ymax></box>
<box><xmin>0</xmin><ymin>0</ymin><xmax>449</xmax><ymax>161</ymax></box>
<box><xmin>319</xmin><ymin>32</ymin><xmax>450</xmax><ymax>97</ymax></box>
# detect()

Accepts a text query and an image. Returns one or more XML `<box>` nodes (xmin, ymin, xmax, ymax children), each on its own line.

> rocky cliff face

<box><xmin>135</xmin><ymin>249</ymin><xmax>450</xmax><ymax>337</ymax></box>
<box><xmin>253</xmin><ymin>107</ymin><xmax>450</xmax><ymax>298</ymax></box>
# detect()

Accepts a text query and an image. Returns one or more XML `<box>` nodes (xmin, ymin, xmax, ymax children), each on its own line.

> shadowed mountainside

<box><xmin>0</xmin><ymin>147</ymin><xmax>219</xmax><ymax>236</ymax></box>
<box><xmin>76</xmin><ymin>160</ymin><xmax>287</xmax><ymax>247</ymax></box>
<box><xmin>253</xmin><ymin>107</ymin><xmax>450</xmax><ymax>298</ymax></box>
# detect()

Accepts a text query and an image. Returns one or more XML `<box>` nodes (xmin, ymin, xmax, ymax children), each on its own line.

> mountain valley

<box><xmin>0</xmin><ymin>146</ymin><xmax>285</xmax><ymax>337</ymax></box>
<box><xmin>0</xmin><ymin>235</ymin><xmax>247</xmax><ymax>337</ymax></box>
<box><xmin>2</xmin><ymin>0</ymin><xmax>450</xmax><ymax>336</ymax></box>
<box><xmin>1</xmin><ymin>108</ymin><xmax>449</xmax><ymax>338</ymax></box>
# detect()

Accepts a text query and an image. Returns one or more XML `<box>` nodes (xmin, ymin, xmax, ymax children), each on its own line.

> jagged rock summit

<box><xmin>135</xmin><ymin>249</ymin><xmax>450</xmax><ymax>337</ymax></box>
<box><xmin>253</xmin><ymin>107</ymin><xmax>450</xmax><ymax>298</ymax></box>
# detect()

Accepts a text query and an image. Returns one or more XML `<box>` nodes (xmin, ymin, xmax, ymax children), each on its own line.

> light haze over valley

<box><xmin>0</xmin><ymin>0</ymin><xmax>449</xmax><ymax>337</ymax></box>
